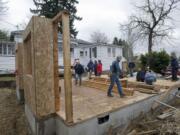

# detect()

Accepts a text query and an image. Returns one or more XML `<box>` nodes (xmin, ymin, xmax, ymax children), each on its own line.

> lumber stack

<box><xmin>82</xmin><ymin>79</ymin><xmax>134</xmax><ymax>96</ymax></box>
<box><xmin>127</xmin><ymin>82</ymin><xmax>160</xmax><ymax>94</ymax></box>
<box><xmin>91</xmin><ymin>77</ymin><xmax>128</xmax><ymax>87</ymax></box>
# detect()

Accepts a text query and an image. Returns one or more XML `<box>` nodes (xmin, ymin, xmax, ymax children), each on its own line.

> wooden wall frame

<box><xmin>22</xmin><ymin>10</ymin><xmax>73</xmax><ymax>123</ymax></box>
<box><xmin>52</xmin><ymin>10</ymin><xmax>73</xmax><ymax>123</ymax></box>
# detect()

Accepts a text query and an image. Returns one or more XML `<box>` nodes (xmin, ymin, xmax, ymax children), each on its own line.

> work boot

<box><xmin>107</xmin><ymin>94</ymin><xmax>114</xmax><ymax>97</ymax></box>
<box><xmin>120</xmin><ymin>94</ymin><xmax>125</xmax><ymax>98</ymax></box>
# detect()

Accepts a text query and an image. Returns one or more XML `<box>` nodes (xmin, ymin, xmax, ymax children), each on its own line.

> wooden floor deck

<box><xmin>56</xmin><ymin>80</ymin><xmax>157</xmax><ymax>124</ymax></box>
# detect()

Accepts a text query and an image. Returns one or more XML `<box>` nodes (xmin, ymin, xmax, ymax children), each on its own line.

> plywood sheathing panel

<box><xmin>23</xmin><ymin>16</ymin><xmax>57</xmax><ymax>117</ymax></box>
<box><xmin>23</xmin><ymin>17</ymin><xmax>36</xmax><ymax>115</ymax></box>
<box><xmin>24</xmin><ymin>75</ymin><xmax>36</xmax><ymax>113</ymax></box>
<box><xmin>33</xmin><ymin>17</ymin><xmax>56</xmax><ymax>117</ymax></box>
<box><xmin>57</xmin><ymin>80</ymin><xmax>151</xmax><ymax>124</ymax></box>
<box><xmin>16</xmin><ymin>43</ymin><xmax>24</xmax><ymax>90</ymax></box>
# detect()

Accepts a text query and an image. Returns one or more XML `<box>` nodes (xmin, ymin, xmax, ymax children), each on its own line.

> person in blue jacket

<box><xmin>87</xmin><ymin>59</ymin><xmax>94</xmax><ymax>79</ymax></box>
<box><xmin>107</xmin><ymin>56</ymin><xmax>125</xmax><ymax>98</ymax></box>
<box><xmin>145</xmin><ymin>69</ymin><xmax>156</xmax><ymax>85</ymax></box>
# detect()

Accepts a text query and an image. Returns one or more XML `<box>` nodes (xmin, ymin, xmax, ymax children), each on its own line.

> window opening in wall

<box><xmin>0</xmin><ymin>44</ymin><xmax>2</xmax><ymax>55</ymax></box>
<box><xmin>24</xmin><ymin>34</ymin><xmax>32</xmax><ymax>75</ymax></box>
<box><xmin>12</xmin><ymin>45</ymin><xmax>15</xmax><ymax>55</ymax></box>
<box><xmin>92</xmin><ymin>47</ymin><xmax>97</xmax><ymax>58</ymax></box>
<box><xmin>108</xmin><ymin>48</ymin><xmax>111</xmax><ymax>57</ymax></box>
<box><xmin>3</xmin><ymin>44</ymin><xmax>7</xmax><ymax>55</ymax></box>
<box><xmin>98</xmin><ymin>115</ymin><xmax>110</xmax><ymax>124</ymax></box>
<box><xmin>8</xmin><ymin>44</ymin><xmax>12</xmax><ymax>55</ymax></box>
<box><xmin>112</xmin><ymin>48</ymin><xmax>116</xmax><ymax>57</ymax></box>
<box><xmin>80</xmin><ymin>51</ymin><xmax>84</xmax><ymax>57</ymax></box>
<box><xmin>89</xmin><ymin>48</ymin><xmax>91</xmax><ymax>58</ymax></box>
<box><xmin>70</xmin><ymin>48</ymin><xmax>74</xmax><ymax>57</ymax></box>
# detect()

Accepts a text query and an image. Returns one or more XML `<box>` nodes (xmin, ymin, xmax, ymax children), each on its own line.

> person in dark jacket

<box><xmin>171</xmin><ymin>54</ymin><xmax>179</xmax><ymax>81</ymax></box>
<box><xmin>74</xmin><ymin>60</ymin><xmax>84</xmax><ymax>86</ymax></box>
<box><xmin>107</xmin><ymin>56</ymin><xmax>125</xmax><ymax>98</ymax></box>
<box><xmin>136</xmin><ymin>68</ymin><xmax>146</xmax><ymax>82</ymax></box>
<box><xmin>128</xmin><ymin>61</ymin><xmax>135</xmax><ymax>77</ymax></box>
<box><xmin>87</xmin><ymin>59</ymin><xmax>94</xmax><ymax>79</ymax></box>
<box><xmin>94</xmin><ymin>60</ymin><xmax>98</xmax><ymax>76</ymax></box>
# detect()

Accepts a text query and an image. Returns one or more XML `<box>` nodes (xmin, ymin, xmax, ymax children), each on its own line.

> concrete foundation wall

<box><xmin>25</xmin><ymin>104</ymin><xmax>56</xmax><ymax>135</ymax></box>
<box><xmin>55</xmin><ymin>89</ymin><xmax>178</xmax><ymax>135</ymax></box>
<box><xmin>25</xmin><ymin>88</ymin><xmax>178</xmax><ymax>135</ymax></box>
<box><xmin>16</xmin><ymin>89</ymin><xmax>24</xmax><ymax>104</ymax></box>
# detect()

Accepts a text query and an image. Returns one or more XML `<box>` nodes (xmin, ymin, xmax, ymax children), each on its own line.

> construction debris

<box><xmin>117</xmin><ymin>99</ymin><xmax>180</xmax><ymax>135</ymax></box>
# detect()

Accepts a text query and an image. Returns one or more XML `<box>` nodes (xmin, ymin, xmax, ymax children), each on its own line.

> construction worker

<box><xmin>145</xmin><ymin>69</ymin><xmax>156</xmax><ymax>85</ymax></box>
<box><xmin>87</xmin><ymin>59</ymin><xmax>94</xmax><ymax>79</ymax></box>
<box><xmin>107</xmin><ymin>56</ymin><xmax>125</xmax><ymax>98</ymax></box>
<box><xmin>74</xmin><ymin>59</ymin><xmax>84</xmax><ymax>86</ymax></box>
<box><xmin>171</xmin><ymin>54</ymin><xmax>179</xmax><ymax>81</ymax></box>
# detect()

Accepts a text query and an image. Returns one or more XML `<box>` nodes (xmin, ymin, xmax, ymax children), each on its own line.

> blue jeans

<box><xmin>75</xmin><ymin>74</ymin><xmax>82</xmax><ymax>85</ymax></box>
<box><xmin>108</xmin><ymin>74</ymin><xmax>123</xmax><ymax>96</ymax></box>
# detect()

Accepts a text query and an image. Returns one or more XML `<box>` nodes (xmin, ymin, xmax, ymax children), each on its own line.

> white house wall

<box><xmin>96</xmin><ymin>46</ymin><xmax>123</xmax><ymax>71</ymax></box>
<box><xmin>0</xmin><ymin>56</ymin><xmax>15</xmax><ymax>71</ymax></box>
<box><xmin>58</xmin><ymin>46</ymin><xmax>124</xmax><ymax>71</ymax></box>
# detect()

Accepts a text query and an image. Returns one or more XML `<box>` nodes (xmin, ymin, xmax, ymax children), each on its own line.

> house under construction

<box><xmin>15</xmin><ymin>11</ymin><xmax>180</xmax><ymax>135</ymax></box>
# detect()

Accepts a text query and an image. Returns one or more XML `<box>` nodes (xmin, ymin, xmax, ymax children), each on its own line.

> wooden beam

<box><xmin>53</xmin><ymin>23</ymin><xmax>60</xmax><ymax>112</ymax></box>
<box><xmin>134</xmin><ymin>88</ymin><xmax>158</xmax><ymax>94</ymax></box>
<box><xmin>154</xmin><ymin>100</ymin><xmax>178</xmax><ymax>110</ymax></box>
<box><xmin>52</xmin><ymin>10</ymin><xmax>69</xmax><ymax>24</ymax></box>
<box><xmin>62</xmin><ymin>13</ymin><xmax>73</xmax><ymax>123</ymax></box>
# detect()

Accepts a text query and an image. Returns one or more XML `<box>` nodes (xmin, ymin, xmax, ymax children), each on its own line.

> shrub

<box><xmin>140</xmin><ymin>50</ymin><xmax>170</xmax><ymax>74</ymax></box>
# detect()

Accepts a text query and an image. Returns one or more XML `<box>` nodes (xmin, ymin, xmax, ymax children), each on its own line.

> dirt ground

<box><xmin>0</xmin><ymin>88</ymin><xmax>28</xmax><ymax>135</ymax></box>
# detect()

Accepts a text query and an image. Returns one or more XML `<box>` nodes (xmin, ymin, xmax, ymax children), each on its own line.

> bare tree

<box><xmin>90</xmin><ymin>30</ymin><xmax>109</xmax><ymax>44</ymax></box>
<box><xmin>121</xmin><ymin>0</ymin><xmax>180</xmax><ymax>54</ymax></box>
<box><xmin>120</xmin><ymin>23</ymin><xmax>140</xmax><ymax>61</ymax></box>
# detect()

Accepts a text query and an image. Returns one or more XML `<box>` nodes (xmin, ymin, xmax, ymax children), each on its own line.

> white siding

<box><xmin>0</xmin><ymin>56</ymin><xmax>15</xmax><ymax>71</ymax></box>
<box><xmin>0</xmin><ymin>46</ymin><xmax>123</xmax><ymax>72</ymax></box>
<box><xmin>93</xmin><ymin>46</ymin><xmax>123</xmax><ymax>71</ymax></box>
<box><xmin>70</xmin><ymin>46</ymin><xmax>124</xmax><ymax>71</ymax></box>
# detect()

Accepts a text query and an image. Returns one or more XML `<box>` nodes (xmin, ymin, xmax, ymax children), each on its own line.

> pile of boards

<box><xmin>128</xmin><ymin>81</ymin><xmax>160</xmax><ymax>94</ymax></box>
<box><xmin>82</xmin><ymin>77</ymin><xmax>134</xmax><ymax>96</ymax></box>
<box><xmin>82</xmin><ymin>77</ymin><xmax>161</xmax><ymax>96</ymax></box>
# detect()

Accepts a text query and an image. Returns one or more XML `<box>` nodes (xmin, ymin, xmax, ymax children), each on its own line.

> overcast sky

<box><xmin>1</xmin><ymin>0</ymin><xmax>180</xmax><ymax>55</ymax></box>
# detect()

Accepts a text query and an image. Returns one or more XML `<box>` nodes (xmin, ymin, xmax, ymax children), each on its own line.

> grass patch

<box><xmin>0</xmin><ymin>77</ymin><xmax>15</xmax><ymax>81</ymax></box>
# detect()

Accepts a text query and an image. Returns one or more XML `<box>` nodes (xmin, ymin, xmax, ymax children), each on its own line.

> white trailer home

<box><xmin>7</xmin><ymin>31</ymin><xmax>125</xmax><ymax>72</ymax></box>
<box><xmin>58</xmin><ymin>35</ymin><xmax>125</xmax><ymax>71</ymax></box>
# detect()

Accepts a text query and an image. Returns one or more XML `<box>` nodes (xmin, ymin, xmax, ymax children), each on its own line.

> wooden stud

<box><xmin>52</xmin><ymin>10</ymin><xmax>69</xmax><ymax>24</ymax></box>
<box><xmin>62</xmin><ymin>12</ymin><xmax>73</xmax><ymax>123</ymax></box>
<box><xmin>53</xmin><ymin>23</ymin><xmax>60</xmax><ymax>112</ymax></box>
